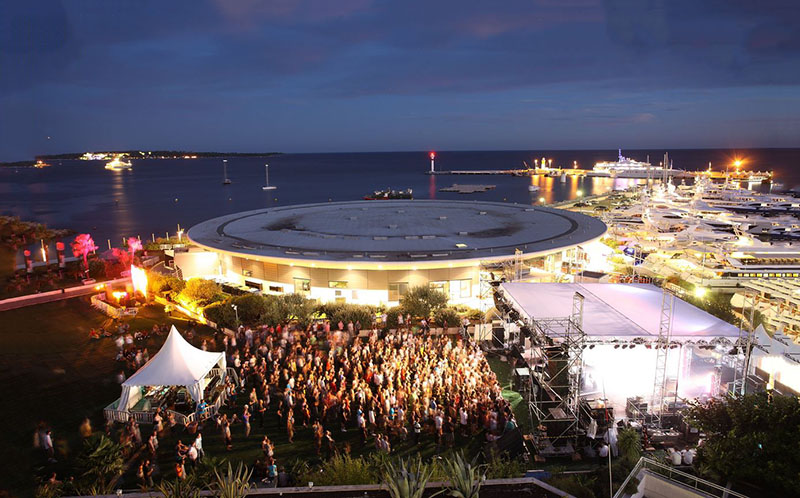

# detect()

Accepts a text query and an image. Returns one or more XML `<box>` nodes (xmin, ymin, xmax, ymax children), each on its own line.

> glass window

<box><xmin>389</xmin><ymin>282</ymin><xmax>408</xmax><ymax>301</ymax></box>
<box><xmin>294</xmin><ymin>278</ymin><xmax>310</xmax><ymax>294</ymax></box>
<box><xmin>329</xmin><ymin>281</ymin><xmax>348</xmax><ymax>289</ymax></box>
<box><xmin>458</xmin><ymin>279</ymin><xmax>471</xmax><ymax>298</ymax></box>
<box><xmin>430</xmin><ymin>280</ymin><xmax>449</xmax><ymax>294</ymax></box>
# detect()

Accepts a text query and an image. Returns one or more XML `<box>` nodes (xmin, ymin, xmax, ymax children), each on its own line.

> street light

<box><xmin>231</xmin><ymin>304</ymin><xmax>239</xmax><ymax>325</ymax></box>
<box><xmin>539</xmin><ymin>197</ymin><xmax>546</xmax><ymax>203</ymax></box>
<box><xmin>577</xmin><ymin>190</ymin><xmax>584</xmax><ymax>197</ymax></box>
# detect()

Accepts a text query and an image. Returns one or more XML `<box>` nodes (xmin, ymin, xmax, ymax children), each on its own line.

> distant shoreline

<box><xmin>0</xmin><ymin>151</ymin><xmax>281</xmax><ymax>168</ymax></box>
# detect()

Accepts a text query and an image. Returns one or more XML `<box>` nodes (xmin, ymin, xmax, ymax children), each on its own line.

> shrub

<box><xmin>384</xmin><ymin>306</ymin><xmax>403</xmax><ymax>330</ymax></box>
<box><xmin>297</xmin><ymin>454</ymin><xmax>376</xmax><ymax>486</ymax></box>
<box><xmin>433</xmin><ymin>307</ymin><xmax>461</xmax><ymax>328</ymax></box>
<box><xmin>317</xmin><ymin>302</ymin><xmax>375</xmax><ymax>328</ymax></box>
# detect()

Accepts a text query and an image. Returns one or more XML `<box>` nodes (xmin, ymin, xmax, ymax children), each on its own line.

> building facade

<box><xmin>184</xmin><ymin>200</ymin><xmax>607</xmax><ymax>306</ymax></box>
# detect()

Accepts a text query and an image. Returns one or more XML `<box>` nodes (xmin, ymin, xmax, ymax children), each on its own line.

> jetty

<box><xmin>427</xmin><ymin>167</ymin><xmax>772</xmax><ymax>182</ymax></box>
<box><xmin>439</xmin><ymin>184</ymin><xmax>496</xmax><ymax>193</ymax></box>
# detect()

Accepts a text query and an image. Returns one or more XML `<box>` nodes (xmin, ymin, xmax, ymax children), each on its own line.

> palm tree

<box><xmin>214</xmin><ymin>462</ymin><xmax>252</xmax><ymax>498</ymax></box>
<box><xmin>440</xmin><ymin>451</ymin><xmax>487</xmax><ymax>498</ymax></box>
<box><xmin>617</xmin><ymin>427</ymin><xmax>642</xmax><ymax>465</ymax></box>
<box><xmin>382</xmin><ymin>458</ymin><xmax>436</xmax><ymax>498</ymax></box>
<box><xmin>75</xmin><ymin>435</ymin><xmax>125</xmax><ymax>494</ymax></box>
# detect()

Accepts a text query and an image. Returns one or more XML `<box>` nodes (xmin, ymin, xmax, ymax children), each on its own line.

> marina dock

<box><xmin>427</xmin><ymin>167</ymin><xmax>772</xmax><ymax>181</ymax></box>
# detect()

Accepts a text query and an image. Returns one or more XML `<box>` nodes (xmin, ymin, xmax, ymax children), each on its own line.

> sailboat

<box><xmin>222</xmin><ymin>159</ymin><xmax>232</xmax><ymax>185</ymax></box>
<box><xmin>262</xmin><ymin>164</ymin><xmax>277</xmax><ymax>191</ymax></box>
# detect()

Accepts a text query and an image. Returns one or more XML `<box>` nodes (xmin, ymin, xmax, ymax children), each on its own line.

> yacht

<box><xmin>594</xmin><ymin>150</ymin><xmax>684</xmax><ymax>179</ymax></box>
<box><xmin>104</xmin><ymin>156</ymin><xmax>132</xmax><ymax>170</ymax></box>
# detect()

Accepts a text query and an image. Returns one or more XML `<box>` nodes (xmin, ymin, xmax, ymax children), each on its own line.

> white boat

<box><xmin>528</xmin><ymin>185</ymin><xmax>540</xmax><ymax>192</ymax></box>
<box><xmin>594</xmin><ymin>150</ymin><xmax>684</xmax><ymax>179</ymax></box>
<box><xmin>104</xmin><ymin>156</ymin><xmax>132</xmax><ymax>170</ymax></box>
<box><xmin>262</xmin><ymin>164</ymin><xmax>277</xmax><ymax>191</ymax></box>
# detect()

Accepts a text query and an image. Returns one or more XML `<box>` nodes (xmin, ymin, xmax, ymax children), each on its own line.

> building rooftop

<box><xmin>187</xmin><ymin>200</ymin><xmax>606</xmax><ymax>264</ymax></box>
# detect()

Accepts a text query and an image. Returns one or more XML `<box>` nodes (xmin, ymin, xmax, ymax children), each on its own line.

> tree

<box><xmin>70</xmin><ymin>233</ymin><xmax>98</xmax><ymax>275</ymax></box>
<box><xmin>179</xmin><ymin>278</ymin><xmax>222</xmax><ymax>307</ymax></box>
<box><xmin>282</xmin><ymin>293</ymin><xmax>316</xmax><ymax>326</ymax></box>
<box><xmin>400</xmin><ymin>285</ymin><xmax>448</xmax><ymax>319</ymax></box>
<box><xmin>685</xmin><ymin>392</ymin><xmax>800</xmax><ymax>495</ymax></box>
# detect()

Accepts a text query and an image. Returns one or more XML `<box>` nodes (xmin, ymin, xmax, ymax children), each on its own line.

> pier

<box><xmin>427</xmin><ymin>167</ymin><xmax>772</xmax><ymax>181</ymax></box>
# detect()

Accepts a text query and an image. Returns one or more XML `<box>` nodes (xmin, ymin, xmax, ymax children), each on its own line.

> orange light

<box><xmin>429</xmin><ymin>151</ymin><xmax>436</xmax><ymax>160</ymax></box>
<box><xmin>131</xmin><ymin>265</ymin><xmax>148</xmax><ymax>298</ymax></box>
<box><xmin>112</xmin><ymin>291</ymin><xmax>127</xmax><ymax>300</ymax></box>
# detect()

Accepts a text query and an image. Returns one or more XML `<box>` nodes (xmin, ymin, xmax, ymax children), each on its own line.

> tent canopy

<box><xmin>500</xmin><ymin>282</ymin><xmax>740</xmax><ymax>342</ymax></box>
<box><xmin>118</xmin><ymin>326</ymin><xmax>225</xmax><ymax>410</ymax></box>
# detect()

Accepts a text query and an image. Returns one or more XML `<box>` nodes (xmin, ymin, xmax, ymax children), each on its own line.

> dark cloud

<box><xmin>0</xmin><ymin>0</ymin><xmax>798</xmax><ymax>159</ymax></box>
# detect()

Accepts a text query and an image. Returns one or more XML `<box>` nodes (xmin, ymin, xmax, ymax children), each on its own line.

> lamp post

<box><xmin>231</xmin><ymin>304</ymin><xmax>239</xmax><ymax>326</ymax></box>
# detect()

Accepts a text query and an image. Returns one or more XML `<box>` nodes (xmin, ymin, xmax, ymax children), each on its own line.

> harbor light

<box><xmin>694</xmin><ymin>286</ymin><xmax>707</xmax><ymax>299</ymax></box>
<box><xmin>577</xmin><ymin>190</ymin><xmax>583</xmax><ymax>197</ymax></box>
<box><xmin>539</xmin><ymin>197</ymin><xmax>546</xmax><ymax>204</ymax></box>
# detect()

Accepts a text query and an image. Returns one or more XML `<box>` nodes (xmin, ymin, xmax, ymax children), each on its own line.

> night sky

<box><xmin>1</xmin><ymin>0</ymin><xmax>799</xmax><ymax>160</ymax></box>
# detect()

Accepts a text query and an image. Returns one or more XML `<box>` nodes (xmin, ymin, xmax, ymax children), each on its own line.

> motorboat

<box><xmin>364</xmin><ymin>188</ymin><xmax>413</xmax><ymax>200</ymax></box>
<box><xmin>105</xmin><ymin>156</ymin><xmax>132</xmax><ymax>170</ymax></box>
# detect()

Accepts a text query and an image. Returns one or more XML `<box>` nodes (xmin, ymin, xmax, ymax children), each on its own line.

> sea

<box><xmin>1</xmin><ymin>149</ymin><xmax>799</xmax><ymax>252</ymax></box>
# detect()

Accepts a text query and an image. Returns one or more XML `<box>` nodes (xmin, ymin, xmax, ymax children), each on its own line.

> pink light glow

<box><xmin>71</xmin><ymin>234</ymin><xmax>98</xmax><ymax>273</ymax></box>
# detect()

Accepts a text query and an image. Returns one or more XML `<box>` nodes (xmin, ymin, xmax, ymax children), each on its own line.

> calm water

<box><xmin>1</xmin><ymin>149</ymin><xmax>799</xmax><ymax>249</ymax></box>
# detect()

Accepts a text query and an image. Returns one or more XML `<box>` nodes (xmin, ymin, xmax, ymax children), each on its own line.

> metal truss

<box><xmin>730</xmin><ymin>291</ymin><xmax>756</xmax><ymax>396</ymax></box>
<box><xmin>517</xmin><ymin>292</ymin><xmax>586</xmax><ymax>447</ymax></box>
<box><xmin>651</xmin><ymin>288</ymin><xmax>675</xmax><ymax>428</ymax></box>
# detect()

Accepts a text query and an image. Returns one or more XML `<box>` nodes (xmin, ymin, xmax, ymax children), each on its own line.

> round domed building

<box><xmin>182</xmin><ymin>200</ymin><xmax>606</xmax><ymax>306</ymax></box>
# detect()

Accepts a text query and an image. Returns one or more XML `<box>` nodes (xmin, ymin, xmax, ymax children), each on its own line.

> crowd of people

<box><xmin>210</xmin><ymin>318</ymin><xmax>517</xmax><ymax>483</ymax></box>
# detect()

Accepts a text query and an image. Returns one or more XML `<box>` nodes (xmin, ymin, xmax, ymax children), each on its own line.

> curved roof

<box><xmin>187</xmin><ymin>200</ymin><xmax>606</xmax><ymax>266</ymax></box>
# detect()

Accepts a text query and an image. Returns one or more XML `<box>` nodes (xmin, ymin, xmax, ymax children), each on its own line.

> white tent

<box><xmin>118</xmin><ymin>326</ymin><xmax>226</xmax><ymax>411</ymax></box>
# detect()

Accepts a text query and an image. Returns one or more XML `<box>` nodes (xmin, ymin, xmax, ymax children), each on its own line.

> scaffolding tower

<box><xmin>650</xmin><ymin>288</ymin><xmax>675</xmax><ymax>428</ymax></box>
<box><xmin>520</xmin><ymin>292</ymin><xmax>586</xmax><ymax>446</ymax></box>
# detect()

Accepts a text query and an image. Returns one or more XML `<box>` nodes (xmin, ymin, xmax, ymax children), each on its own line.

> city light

<box><xmin>694</xmin><ymin>286</ymin><xmax>707</xmax><ymax>298</ymax></box>
<box><xmin>576</xmin><ymin>190</ymin><xmax>583</xmax><ymax>197</ymax></box>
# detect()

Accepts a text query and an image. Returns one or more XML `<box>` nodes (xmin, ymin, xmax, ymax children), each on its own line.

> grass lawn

<box><xmin>0</xmin><ymin>298</ymin><xmax>215</xmax><ymax>496</ymax></box>
<box><xmin>487</xmin><ymin>355</ymin><xmax>533</xmax><ymax>435</ymax></box>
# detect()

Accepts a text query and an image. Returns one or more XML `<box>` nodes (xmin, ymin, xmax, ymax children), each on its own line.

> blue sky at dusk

<box><xmin>1</xmin><ymin>0</ymin><xmax>799</xmax><ymax>160</ymax></box>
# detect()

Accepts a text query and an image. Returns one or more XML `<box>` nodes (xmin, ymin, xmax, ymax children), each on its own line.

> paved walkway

<box><xmin>0</xmin><ymin>277</ymin><xmax>130</xmax><ymax>312</ymax></box>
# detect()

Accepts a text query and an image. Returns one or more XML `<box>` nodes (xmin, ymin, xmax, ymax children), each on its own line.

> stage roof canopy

<box><xmin>499</xmin><ymin>283</ymin><xmax>741</xmax><ymax>342</ymax></box>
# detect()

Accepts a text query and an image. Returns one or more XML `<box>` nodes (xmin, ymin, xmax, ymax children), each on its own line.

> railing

<box><xmin>613</xmin><ymin>457</ymin><xmax>749</xmax><ymax>498</ymax></box>
<box><xmin>168</xmin><ymin>410</ymin><xmax>195</xmax><ymax>426</ymax></box>
<box><xmin>103</xmin><ymin>405</ymin><xmax>154</xmax><ymax>424</ymax></box>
